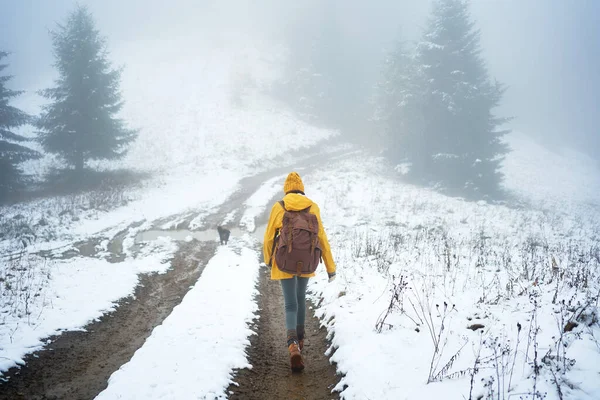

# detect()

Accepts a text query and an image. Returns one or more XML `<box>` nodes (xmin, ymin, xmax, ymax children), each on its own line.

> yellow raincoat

<box><xmin>263</xmin><ymin>193</ymin><xmax>336</xmax><ymax>280</ymax></box>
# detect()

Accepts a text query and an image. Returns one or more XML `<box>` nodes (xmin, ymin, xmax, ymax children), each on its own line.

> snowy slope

<box><xmin>305</xmin><ymin>146</ymin><xmax>600</xmax><ymax>400</ymax></box>
<box><xmin>502</xmin><ymin>132</ymin><xmax>600</xmax><ymax>214</ymax></box>
<box><xmin>115</xmin><ymin>38</ymin><xmax>333</xmax><ymax>175</ymax></box>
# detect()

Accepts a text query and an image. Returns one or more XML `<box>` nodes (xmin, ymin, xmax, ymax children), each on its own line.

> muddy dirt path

<box><xmin>223</xmin><ymin>160</ymin><xmax>342</xmax><ymax>399</ymax></box>
<box><xmin>0</xmin><ymin>240</ymin><xmax>215</xmax><ymax>400</ymax></box>
<box><xmin>227</xmin><ymin>270</ymin><xmax>340</xmax><ymax>400</ymax></box>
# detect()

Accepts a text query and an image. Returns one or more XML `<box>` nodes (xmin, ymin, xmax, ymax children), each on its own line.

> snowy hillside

<box><xmin>502</xmin><ymin>132</ymin><xmax>600</xmax><ymax>215</ymax></box>
<box><xmin>307</xmin><ymin>147</ymin><xmax>600</xmax><ymax>399</ymax></box>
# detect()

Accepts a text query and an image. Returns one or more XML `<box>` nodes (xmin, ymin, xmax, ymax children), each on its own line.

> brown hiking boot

<box><xmin>288</xmin><ymin>341</ymin><xmax>304</xmax><ymax>372</ymax></box>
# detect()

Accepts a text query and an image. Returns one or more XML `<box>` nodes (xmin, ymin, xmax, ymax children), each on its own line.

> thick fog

<box><xmin>1</xmin><ymin>0</ymin><xmax>598</xmax><ymax>156</ymax></box>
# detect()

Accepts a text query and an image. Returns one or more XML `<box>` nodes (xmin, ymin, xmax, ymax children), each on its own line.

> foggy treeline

<box><xmin>268</xmin><ymin>0</ymin><xmax>599</xmax><ymax>165</ymax></box>
<box><xmin>274</xmin><ymin>0</ymin><xmax>510</xmax><ymax>197</ymax></box>
<box><xmin>1</xmin><ymin>0</ymin><xmax>598</xmax><ymax>202</ymax></box>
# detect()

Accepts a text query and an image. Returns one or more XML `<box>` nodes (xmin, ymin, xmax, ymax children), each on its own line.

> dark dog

<box><xmin>217</xmin><ymin>226</ymin><xmax>230</xmax><ymax>245</ymax></box>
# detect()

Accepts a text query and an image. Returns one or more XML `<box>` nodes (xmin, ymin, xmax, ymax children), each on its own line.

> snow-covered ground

<box><xmin>502</xmin><ymin>132</ymin><xmax>600</xmax><ymax>215</ymax></box>
<box><xmin>96</xmin><ymin>234</ymin><xmax>260</xmax><ymax>400</ymax></box>
<box><xmin>0</xmin><ymin>237</ymin><xmax>177</xmax><ymax>373</ymax></box>
<box><xmin>306</xmin><ymin>145</ymin><xmax>600</xmax><ymax>399</ymax></box>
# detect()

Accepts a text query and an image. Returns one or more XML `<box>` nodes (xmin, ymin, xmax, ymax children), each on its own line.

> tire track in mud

<box><xmin>228</xmin><ymin>265</ymin><xmax>340</xmax><ymax>400</ymax></box>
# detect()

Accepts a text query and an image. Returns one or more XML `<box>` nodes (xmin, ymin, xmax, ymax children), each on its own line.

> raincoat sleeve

<box><xmin>263</xmin><ymin>203</ymin><xmax>283</xmax><ymax>265</ymax></box>
<box><xmin>313</xmin><ymin>204</ymin><xmax>336</xmax><ymax>275</ymax></box>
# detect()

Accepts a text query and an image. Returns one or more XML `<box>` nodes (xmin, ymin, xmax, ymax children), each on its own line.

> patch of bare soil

<box><xmin>228</xmin><ymin>266</ymin><xmax>340</xmax><ymax>400</ymax></box>
<box><xmin>0</xmin><ymin>239</ymin><xmax>216</xmax><ymax>400</ymax></box>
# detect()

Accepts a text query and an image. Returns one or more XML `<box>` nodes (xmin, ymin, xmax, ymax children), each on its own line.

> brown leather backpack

<box><xmin>274</xmin><ymin>201</ymin><xmax>322</xmax><ymax>275</ymax></box>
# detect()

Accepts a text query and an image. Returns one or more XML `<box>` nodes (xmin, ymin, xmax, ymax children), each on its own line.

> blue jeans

<box><xmin>280</xmin><ymin>276</ymin><xmax>309</xmax><ymax>331</ymax></box>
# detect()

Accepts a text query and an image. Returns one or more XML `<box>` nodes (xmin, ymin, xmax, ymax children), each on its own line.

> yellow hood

<box><xmin>282</xmin><ymin>193</ymin><xmax>313</xmax><ymax>211</ymax></box>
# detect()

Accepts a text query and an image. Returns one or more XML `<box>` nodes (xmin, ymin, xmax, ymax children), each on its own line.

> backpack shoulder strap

<box><xmin>279</xmin><ymin>200</ymin><xmax>286</xmax><ymax>211</ymax></box>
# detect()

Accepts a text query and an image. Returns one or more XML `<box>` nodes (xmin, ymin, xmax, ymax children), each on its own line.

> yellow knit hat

<box><xmin>283</xmin><ymin>172</ymin><xmax>305</xmax><ymax>194</ymax></box>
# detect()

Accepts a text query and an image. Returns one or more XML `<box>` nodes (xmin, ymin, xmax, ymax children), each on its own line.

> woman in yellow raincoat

<box><xmin>263</xmin><ymin>172</ymin><xmax>336</xmax><ymax>372</ymax></box>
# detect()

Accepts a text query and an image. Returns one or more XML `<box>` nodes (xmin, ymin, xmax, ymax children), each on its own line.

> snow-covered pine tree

<box><xmin>37</xmin><ymin>6</ymin><xmax>136</xmax><ymax>179</ymax></box>
<box><xmin>0</xmin><ymin>51</ymin><xmax>40</xmax><ymax>198</ymax></box>
<box><xmin>415</xmin><ymin>0</ymin><xmax>510</xmax><ymax>197</ymax></box>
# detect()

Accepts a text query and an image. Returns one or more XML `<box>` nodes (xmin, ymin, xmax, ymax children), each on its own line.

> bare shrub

<box><xmin>350</xmin><ymin>230</ymin><xmax>395</xmax><ymax>274</ymax></box>
<box><xmin>485</xmin><ymin>335</ymin><xmax>512</xmax><ymax>399</ymax></box>
<box><xmin>0</xmin><ymin>250</ymin><xmax>51</xmax><ymax>330</ymax></box>
<box><xmin>405</xmin><ymin>287</ymin><xmax>460</xmax><ymax>383</ymax></box>
<box><xmin>0</xmin><ymin>213</ymin><xmax>37</xmax><ymax>246</ymax></box>
<box><xmin>368</xmin><ymin>207</ymin><xmax>599</xmax><ymax>397</ymax></box>
<box><xmin>375</xmin><ymin>275</ymin><xmax>409</xmax><ymax>333</ymax></box>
